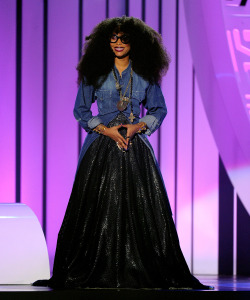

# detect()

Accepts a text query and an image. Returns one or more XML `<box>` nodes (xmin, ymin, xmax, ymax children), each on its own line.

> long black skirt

<box><xmin>34</xmin><ymin>113</ymin><xmax>210</xmax><ymax>289</ymax></box>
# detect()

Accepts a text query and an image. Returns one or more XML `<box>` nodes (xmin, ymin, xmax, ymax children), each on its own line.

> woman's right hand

<box><xmin>104</xmin><ymin>125</ymin><xmax>128</xmax><ymax>150</ymax></box>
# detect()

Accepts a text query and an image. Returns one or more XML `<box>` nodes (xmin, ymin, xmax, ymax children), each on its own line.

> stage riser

<box><xmin>0</xmin><ymin>290</ymin><xmax>249</xmax><ymax>300</ymax></box>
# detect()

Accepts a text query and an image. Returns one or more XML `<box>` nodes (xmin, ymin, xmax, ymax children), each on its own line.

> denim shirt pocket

<box><xmin>132</xmin><ymin>91</ymin><xmax>146</xmax><ymax>103</ymax></box>
<box><xmin>95</xmin><ymin>90</ymin><xmax>112</xmax><ymax>113</ymax></box>
<box><xmin>131</xmin><ymin>91</ymin><xmax>145</xmax><ymax>116</ymax></box>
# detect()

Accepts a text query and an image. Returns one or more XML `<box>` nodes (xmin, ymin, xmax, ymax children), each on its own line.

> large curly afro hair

<box><xmin>76</xmin><ymin>16</ymin><xmax>171</xmax><ymax>88</ymax></box>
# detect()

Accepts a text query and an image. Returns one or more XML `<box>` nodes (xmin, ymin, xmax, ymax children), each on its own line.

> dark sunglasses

<box><xmin>110</xmin><ymin>34</ymin><xmax>130</xmax><ymax>44</ymax></box>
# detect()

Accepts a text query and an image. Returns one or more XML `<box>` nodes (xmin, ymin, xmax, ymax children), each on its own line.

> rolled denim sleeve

<box><xmin>139</xmin><ymin>83</ymin><xmax>167</xmax><ymax>135</ymax></box>
<box><xmin>73</xmin><ymin>81</ymin><xmax>102</xmax><ymax>132</ymax></box>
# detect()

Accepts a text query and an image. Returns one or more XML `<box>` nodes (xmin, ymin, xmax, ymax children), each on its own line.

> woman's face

<box><xmin>109</xmin><ymin>32</ymin><xmax>131</xmax><ymax>58</ymax></box>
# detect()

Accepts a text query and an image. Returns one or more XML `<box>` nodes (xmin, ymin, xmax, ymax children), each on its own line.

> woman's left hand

<box><xmin>121</xmin><ymin>123</ymin><xmax>144</xmax><ymax>146</ymax></box>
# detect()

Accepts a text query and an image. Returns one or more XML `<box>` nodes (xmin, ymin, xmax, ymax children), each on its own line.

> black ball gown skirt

<box><xmin>33</xmin><ymin>113</ymin><xmax>211</xmax><ymax>290</ymax></box>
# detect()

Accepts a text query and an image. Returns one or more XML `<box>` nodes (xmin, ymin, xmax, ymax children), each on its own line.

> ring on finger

<box><xmin>116</xmin><ymin>142</ymin><xmax>122</xmax><ymax>150</ymax></box>
<box><xmin>116</xmin><ymin>141</ymin><xmax>126</xmax><ymax>152</ymax></box>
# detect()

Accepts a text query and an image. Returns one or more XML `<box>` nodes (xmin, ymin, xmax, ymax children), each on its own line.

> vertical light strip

<box><xmin>145</xmin><ymin>0</ymin><xmax>159</xmax><ymax>160</ymax></box>
<box><xmin>47</xmin><ymin>0</ymin><xmax>79</xmax><ymax>268</ymax></box>
<box><xmin>193</xmin><ymin>76</ymin><xmax>219</xmax><ymax>275</ymax></box>
<box><xmin>43</xmin><ymin>0</ymin><xmax>48</xmax><ymax>236</ymax></box>
<box><xmin>175</xmin><ymin>0</ymin><xmax>193</xmax><ymax>268</ymax></box>
<box><xmin>80</xmin><ymin>1</ymin><xmax>87</xmax><ymax>146</ymax></box>
<box><xmin>191</xmin><ymin>66</ymin><xmax>195</xmax><ymax>273</ymax></box>
<box><xmin>82</xmin><ymin>1</ymin><xmax>106</xmax><ymax>49</ymax></box>
<box><xmin>233</xmin><ymin>188</ymin><xmax>237</xmax><ymax>275</ymax></box>
<box><xmin>81</xmin><ymin>0</ymin><xmax>106</xmax><ymax>147</ymax></box>
<box><xmin>145</xmin><ymin>0</ymin><xmax>158</xmax><ymax>31</ymax></box>
<box><xmin>160</xmin><ymin>0</ymin><xmax>177</xmax><ymax>216</ymax></box>
<box><xmin>128</xmin><ymin>0</ymin><xmax>142</xmax><ymax>18</ymax></box>
<box><xmin>78</xmin><ymin>0</ymin><xmax>83</xmax><ymax>156</ymax></box>
<box><xmin>174</xmin><ymin>0</ymin><xmax>179</xmax><ymax>224</ymax></box>
<box><xmin>21</xmin><ymin>0</ymin><xmax>43</xmax><ymax>226</ymax></box>
<box><xmin>140</xmin><ymin>0</ymin><xmax>145</xmax><ymax>119</ymax></box>
<box><xmin>16</xmin><ymin>0</ymin><xmax>22</xmax><ymax>203</ymax></box>
<box><xmin>108</xmin><ymin>0</ymin><xmax>125</xmax><ymax>18</ymax></box>
<box><xmin>157</xmin><ymin>0</ymin><xmax>162</xmax><ymax>166</ymax></box>
<box><xmin>0</xmin><ymin>0</ymin><xmax>16</xmax><ymax>203</ymax></box>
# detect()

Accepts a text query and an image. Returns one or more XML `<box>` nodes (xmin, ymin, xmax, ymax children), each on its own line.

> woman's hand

<box><xmin>94</xmin><ymin>122</ymin><xmax>147</xmax><ymax>151</ymax></box>
<box><xmin>121</xmin><ymin>122</ymin><xmax>146</xmax><ymax>146</ymax></box>
<box><xmin>104</xmin><ymin>125</ymin><xmax>128</xmax><ymax>150</ymax></box>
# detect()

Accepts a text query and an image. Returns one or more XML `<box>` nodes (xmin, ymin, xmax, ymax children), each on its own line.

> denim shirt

<box><xmin>73</xmin><ymin>61</ymin><xmax>167</xmax><ymax>170</ymax></box>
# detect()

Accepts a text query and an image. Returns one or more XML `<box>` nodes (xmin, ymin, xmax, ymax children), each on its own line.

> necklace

<box><xmin>112</xmin><ymin>66</ymin><xmax>135</xmax><ymax>123</ymax></box>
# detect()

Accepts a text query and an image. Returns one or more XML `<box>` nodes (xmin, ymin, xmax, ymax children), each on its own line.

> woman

<box><xmin>33</xmin><ymin>16</ymin><xmax>212</xmax><ymax>290</ymax></box>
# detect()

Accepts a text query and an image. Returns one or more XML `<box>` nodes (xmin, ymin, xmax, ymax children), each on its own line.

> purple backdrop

<box><xmin>1</xmin><ymin>0</ymin><xmax>249</xmax><ymax>276</ymax></box>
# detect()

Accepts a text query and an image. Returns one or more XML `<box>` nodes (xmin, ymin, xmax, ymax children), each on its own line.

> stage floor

<box><xmin>0</xmin><ymin>276</ymin><xmax>249</xmax><ymax>300</ymax></box>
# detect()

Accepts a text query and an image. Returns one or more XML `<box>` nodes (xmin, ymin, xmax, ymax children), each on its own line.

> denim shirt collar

<box><xmin>113</xmin><ymin>59</ymin><xmax>132</xmax><ymax>78</ymax></box>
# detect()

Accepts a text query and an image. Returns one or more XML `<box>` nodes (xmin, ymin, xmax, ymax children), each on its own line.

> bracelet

<box><xmin>93</xmin><ymin>124</ymin><xmax>106</xmax><ymax>134</ymax></box>
<box><xmin>136</xmin><ymin>122</ymin><xmax>147</xmax><ymax>134</ymax></box>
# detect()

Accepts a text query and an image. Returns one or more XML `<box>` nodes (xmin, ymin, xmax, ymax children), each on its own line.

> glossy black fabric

<box><xmin>34</xmin><ymin>113</ymin><xmax>209</xmax><ymax>289</ymax></box>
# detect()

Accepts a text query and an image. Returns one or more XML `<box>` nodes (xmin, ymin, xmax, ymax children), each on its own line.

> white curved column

<box><xmin>0</xmin><ymin>203</ymin><xmax>50</xmax><ymax>284</ymax></box>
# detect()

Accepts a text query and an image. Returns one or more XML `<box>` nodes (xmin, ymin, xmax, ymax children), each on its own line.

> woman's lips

<box><xmin>114</xmin><ymin>47</ymin><xmax>124</xmax><ymax>52</ymax></box>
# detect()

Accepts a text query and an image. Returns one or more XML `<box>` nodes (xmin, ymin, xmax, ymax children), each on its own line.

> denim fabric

<box><xmin>73</xmin><ymin>61</ymin><xmax>167</xmax><ymax>170</ymax></box>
